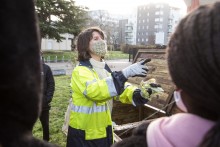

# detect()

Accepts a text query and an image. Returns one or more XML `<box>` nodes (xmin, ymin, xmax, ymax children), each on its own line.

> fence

<box><xmin>44</xmin><ymin>55</ymin><xmax>71</xmax><ymax>63</ymax></box>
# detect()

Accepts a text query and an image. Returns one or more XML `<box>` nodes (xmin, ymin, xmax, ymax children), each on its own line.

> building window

<box><xmin>156</xmin><ymin>4</ymin><xmax>164</xmax><ymax>8</ymax></box>
<box><xmin>155</xmin><ymin>24</ymin><xmax>163</xmax><ymax>29</ymax></box>
<box><xmin>143</xmin><ymin>19</ymin><xmax>145</xmax><ymax>23</ymax></box>
<box><xmin>155</xmin><ymin>18</ymin><xmax>163</xmax><ymax>22</ymax></box>
<box><xmin>138</xmin><ymin>38</ymin><xmax>140</xmax><ymax>42</ymax></box>
<box><xmin>155</xmin><ymin>11</ymin><xmax>163</xmax><ymax>15</ymax></box>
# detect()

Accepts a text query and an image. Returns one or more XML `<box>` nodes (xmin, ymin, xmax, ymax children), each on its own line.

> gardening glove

<box><xmin>139</xmin><ymin>78</ymin><xmax>164</xmax><ymax>101</ymax></box>
<box><xmin>132</xmin><ymin>89</ymin><xmax>149</xmax><ymax>106</ymax></box>
<box><xmin>122</xmin><ymin>58</ymin><xmax>151</xmax><ymax>79</ymax></box>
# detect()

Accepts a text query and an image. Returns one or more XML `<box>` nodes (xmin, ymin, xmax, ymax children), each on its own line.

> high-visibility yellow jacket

<box><xmin>69</xmin><ymin>60</ymin><xmax>138</xmax><ymax>141</ymax></box>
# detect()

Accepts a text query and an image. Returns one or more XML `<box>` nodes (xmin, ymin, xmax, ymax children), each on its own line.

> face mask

<box><xmin>91</xmin><ymin>40</ymin><xmax>107</xmax><ymax>57</ymax></box>
<box><xmin>174</xmin><ymin>90</ymin><xmax>188</xmax><ymax>112</ymax></box>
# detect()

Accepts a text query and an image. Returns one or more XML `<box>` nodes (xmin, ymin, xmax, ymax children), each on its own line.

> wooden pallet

<box><xmin>128</xmin><ymin>49</ymin><xmax>176</xmax><ymax>115</ymax></box>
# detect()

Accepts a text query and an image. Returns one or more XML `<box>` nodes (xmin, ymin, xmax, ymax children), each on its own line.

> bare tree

<box><xmin>85</xmin><ymin>10</ymin><xmax>119</xmax><ymax>50</ymax></box>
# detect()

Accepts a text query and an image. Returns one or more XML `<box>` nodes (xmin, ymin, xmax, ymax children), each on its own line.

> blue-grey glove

<box><xmin>122</xmin><ymin>58</ymin><xmax>151</xmax><ymax>79</ymax></box>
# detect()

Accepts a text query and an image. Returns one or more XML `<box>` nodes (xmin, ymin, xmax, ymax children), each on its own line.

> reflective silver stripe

<box><xmin>85</xmin><ymin>79</ymin><xmax>97</xmax><ymax>87</ymax></box>
<box><xmin>83</xmin><ymin>79</ymin><xmax>97</xmax><ymax>98</ymax></box>
<box><xmin>83</xmin><ymin>77</ymin><xmax>117</xmax><ymax>98</ymax></box>
<box><xmin>105</xmin><ymin>77</ymin><xmax>117</xmax><ymax>97</ymax></box>
<box><xmin>71</xmin><ymin>102</ymin><xmax>108</xmax><ymax>114</ymax></box>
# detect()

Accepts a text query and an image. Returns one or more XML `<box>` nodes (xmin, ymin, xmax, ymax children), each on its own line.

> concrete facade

<box><xmin>41</xmin><ymin>33</ymin><xmax>73</xmax><ymax>51</ymax></box>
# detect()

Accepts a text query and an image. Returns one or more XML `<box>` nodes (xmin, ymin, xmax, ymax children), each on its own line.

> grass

<box><xmin>42</xmin><ymin>50</ymin><xmax>129</xmax><ymax>62</ymax></box>
<box><xmin>105</xmin><ymin>51</ymin><xmax>129</xmax><ymax>60</ymax></box>
<box><xmin>33</xmin><ymin>75</ymin><xmax>71</xmax><ymax>147</ymax></box>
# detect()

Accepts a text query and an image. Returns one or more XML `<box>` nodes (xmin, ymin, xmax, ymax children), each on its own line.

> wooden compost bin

<box><xmin>112</xmin><ymin>49</ymin><xmax>181</xmax><ymax>140</ymax></box>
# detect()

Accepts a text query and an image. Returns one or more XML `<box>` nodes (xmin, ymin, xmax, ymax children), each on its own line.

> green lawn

<box><xmin>33</xmin><ymin>75</ymin><xmax>71</xmax><ymax>147</ymax></box>
<box><xmin>42</xmin><ymin>50</ymin><xmax>129</xmax><ymax>63</ymax></box>
<box><xmin>105</xmin><ymin>51</ymin><xmax>129</xmax><ymax>60</ymax></box>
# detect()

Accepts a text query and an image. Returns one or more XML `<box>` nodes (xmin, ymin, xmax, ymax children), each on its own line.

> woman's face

<box><xmin>89</xmin><ymin>31</ymin><xmax>107</xmax><ymax>58</ymax></box>
<box><xmin>89</xmin><ymin>31</ymin><xmax>103</xmax><ymax>49</ymax></box>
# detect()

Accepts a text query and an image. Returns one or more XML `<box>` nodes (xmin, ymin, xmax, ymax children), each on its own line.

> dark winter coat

<box><xmin>0</xmin><ymin>0</ymin><xmax>57</xmax><ymax>146</ymax></box>
<box><xmin>42</xmin><ymin>63</ymin><xmax>55</xmax><ymax>110</ymax></box>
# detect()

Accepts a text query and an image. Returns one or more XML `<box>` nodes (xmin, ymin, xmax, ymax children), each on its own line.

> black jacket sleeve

<box><xmin>111</xmin><ymin>71</ymin><xmax>128</xmax><ymax>95</ymax></box>
<box><xmin>43</xmin><ymin>64</ymin><xmax>55</xmax><ymax>104</ymax></box>
<box><xmin>112</xmin><ymin>121</ymin><xmax>150</xmax><ymax>147</ymax></box>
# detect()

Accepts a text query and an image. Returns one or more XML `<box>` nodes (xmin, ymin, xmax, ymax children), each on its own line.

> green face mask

<box><xmin>91</xmin><ymin>40</ymin><xmax>107</xmax><ymax>57</ymax></box>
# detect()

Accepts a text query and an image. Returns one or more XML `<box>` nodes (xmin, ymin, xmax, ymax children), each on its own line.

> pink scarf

<box><xmin>147</xmin><ymin>113</ymin><xmax>215</xmax><ymax>147</ymax></box>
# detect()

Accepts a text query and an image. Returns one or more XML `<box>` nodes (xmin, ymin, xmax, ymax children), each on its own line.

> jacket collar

<box><xmin>79</xmin><ymin>60</ymin><xmax>112</xmax><ymax>73</ymax></box>
<box><xmin>79</xmin><ymin>60</ymin><xmax>92</xmax><ymax>68</ymax></box>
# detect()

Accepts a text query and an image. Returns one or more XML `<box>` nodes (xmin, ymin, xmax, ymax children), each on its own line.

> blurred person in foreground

<box><xmin>112</xmin><ymin>2</ymin><xmax>220</xmax><ymax>147</ymax></box>
<box><xmin>0</xmin><ymin>0</ymin><xmax>57</xmax><ymax>146</ymax></box>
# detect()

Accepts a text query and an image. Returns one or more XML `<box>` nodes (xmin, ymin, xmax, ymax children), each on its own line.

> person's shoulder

<box><xmin>73</xmin><ymin>65</ymin><xmax>91</xmax><ymax>73</ymax></box>
<box><xmin>43</xmin><ymin>63</ymin><xmax>52</xmax><ymax>70</ymax></box>
<box><xmin>43</xmin><ymin>63</ymin><xmax>50</xmax><ymax>68</ymax></box>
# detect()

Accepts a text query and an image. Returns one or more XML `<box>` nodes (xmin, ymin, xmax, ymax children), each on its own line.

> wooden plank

<box><xmin>129</xmin><ymin>49</ymin><xmax>176</xmax><ymax>115</ymax></box>
<box><xmin>113</xmin><ymin>133</ymin><xmax>122</xmax><ymax>142</ymax></box>
<box><xmin>113</xmin><ymin>119</ymin><xmax>155</xmax><ymax>131</ymax></box>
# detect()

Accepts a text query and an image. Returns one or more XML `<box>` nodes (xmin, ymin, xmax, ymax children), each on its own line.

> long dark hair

<box><xmin>76</xmin><ymin>27</ymin><xmax>105</xmax><ymax>61</ymax></box>
<box><xmin>167</xmin><ymin>2</ymin><xmax>220</xmax><ymax>146</ymax></box>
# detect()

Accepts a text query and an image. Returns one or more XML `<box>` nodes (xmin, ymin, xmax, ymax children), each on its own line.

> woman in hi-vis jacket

<box><xmin>66</xmin><ymin>27</ymin><xmax>150</xmax><ymax>147</ymax></box>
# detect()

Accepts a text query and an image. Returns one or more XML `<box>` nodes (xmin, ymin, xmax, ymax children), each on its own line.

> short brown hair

<box><xmin>77</xmin><ymin>27</ymin><xmax>105</xmax><ymax>61</ymax></box>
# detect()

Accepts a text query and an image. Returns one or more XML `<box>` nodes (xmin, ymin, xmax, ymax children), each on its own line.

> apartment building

<box><xmin>136</xmin><ymin>3</ymin><xmax>181</xmax><ymax>45</ymax></box>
